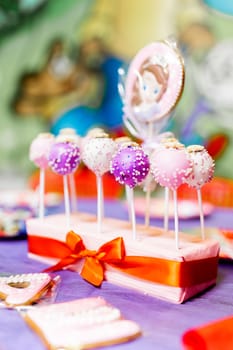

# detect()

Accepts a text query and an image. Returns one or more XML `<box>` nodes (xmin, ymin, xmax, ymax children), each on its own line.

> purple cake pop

<box><xmin>110</xmin><ymin>143</ymin><xmax>150</xmax><ymax>188</ymax></box>
<box><xmin>48</xmin><ymin>142</ymin><xmax>80</xmax><ymax>175</ymax></box>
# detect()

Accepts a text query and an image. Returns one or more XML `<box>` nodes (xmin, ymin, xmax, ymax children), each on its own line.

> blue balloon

<box><xmin>203</xmin><ymin>0</ymin><xmax>233</xmax><ymax>16</ymax></box>
<box><xmin>51</xmin><ymin>55</ymin><xmax>126</xmax><ymax>136</ymax></box>
<box><xmin>51</xmin><ymin>106</ymin><xmax>103</xmax><ymax>137</ymax></box>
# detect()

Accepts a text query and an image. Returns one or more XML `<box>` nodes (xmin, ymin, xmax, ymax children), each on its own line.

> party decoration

<box><xmin>119</xmin><ymin>39</ymin><xmax>185</xmax><ymax>227</ymax></box>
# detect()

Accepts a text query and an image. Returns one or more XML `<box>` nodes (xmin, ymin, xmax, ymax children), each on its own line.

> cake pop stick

<box><xmin>48</xmin><ymin>141</ymin><xmax>81</xmax><ymax>228</ymax></box>
<box><xmin>82</xmin><ymin>131</ymin><xmax>117</xmax><ymax>234</ymax></box>
<box><xmin>110</xmin><ymin>142</ymin><xmax>150</xmax><ymax>240</ymax></box>
<box><xmin>56</xmin><ymin>128</ymin><xmax>80</xmax><ymax>213</ymax></box>
<box><xmin>160</xmin><ymin>137</ymin><xmax>180</xmax><ymax>232</ymax></box>
<box><xmin>185</xmin><ymin>145</ymin><xmax>215</xmax><ymax>240</ymax></box>
<box><xmin>29</xmin><ymin>133</ymin><xmax>55</xmax><ymax>219</ymax></box>
<box><xmin>150</xmin><ymin>142</ymin><xmax>193</xmax><ymax>249</ymax></box>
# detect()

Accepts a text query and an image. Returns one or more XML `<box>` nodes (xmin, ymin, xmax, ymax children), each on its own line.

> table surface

<box><xmin>1</xmin><ymin>198</ymin><xmax>233</xmax><ymax>350</ymax></box>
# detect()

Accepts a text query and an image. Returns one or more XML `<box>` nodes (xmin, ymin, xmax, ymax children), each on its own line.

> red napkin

<box><xmin>182</xmin><ymin>316</ymin><xmax>233</xmax><ymax>350</ymax></box>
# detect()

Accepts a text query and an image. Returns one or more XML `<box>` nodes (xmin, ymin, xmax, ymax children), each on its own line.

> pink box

<box><xmin>26</xmin><ymin>213</ymin><xmax>219</xmax><ymax>304</ymax></box>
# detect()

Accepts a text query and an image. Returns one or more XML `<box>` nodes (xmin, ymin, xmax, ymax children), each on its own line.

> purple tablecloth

<box><xmin>0</xmin><ymin>199</ymin><xmax>233</xmax><ymax>350</ymax></box>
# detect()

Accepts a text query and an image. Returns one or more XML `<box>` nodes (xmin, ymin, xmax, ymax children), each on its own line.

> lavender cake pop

<box><xmin>110</xmin><ymin>142</ymin><xmax>150</xmax><ymax>188</ymax></box>
<box><xmin>48</xmin><ymin>142</ymin><xmax>80</xmax><ymax>176</ymax></box>
<box><xmin>110</xmin><ymin>142</ymin><xmax>150</xmax><ymax>240</ymax></box>
<box><xmin>49</xmin><ymin>141</ymin><xmax>81</xmax><ymax>227</ymax></box>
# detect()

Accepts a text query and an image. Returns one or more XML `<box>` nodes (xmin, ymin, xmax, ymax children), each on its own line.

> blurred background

<box><xmin>1</xmin><ymin>0</ymin><xmax>233</xmax><ymax>203</ymax></box>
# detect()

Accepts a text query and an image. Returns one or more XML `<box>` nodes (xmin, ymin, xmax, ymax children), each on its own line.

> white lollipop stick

<box><xmin>126</xmin><ymin>185</ymin><xmax>136</xmax><ymax>240</ymax></box>
<box><xmin>97</xmin><ymin>175</ymin><xmax>104</xmax><ymax>234</ymax></box>
<box><xmin>144</xmin><ymin>122</ymin><xmax>154</xmax><ymax>227</ymax></box>
<box><xmin>63</xmin><ymin>175</ymin><xmax>71</xmax><ymax>229</ymax></box>
<box><xmin>144</xmin><ymin>186</ymin><xmax>151</xmax><ymax>227</ymax></box>
<box><xmin>39</xmin><ymin>168</ymin><xmax>45</xmax><ymax>219</ymax></box>
<box><xmin>197</xmin><ymin>188</ymin><xmax>205</xmax><ymax>240</ymax></box>
<box><xmin>173</xmin><ymin>189</ymin><xmax>179</xmax><ymax>250</ymax></box>
<box><xmin>164</xmin><ymin>187</ymin><xmax>170</xmax><ymax>232</ymax></box>
<box><xmin>69</xmin><ymin>173</ymin><xmax>77</xmax><ymax>213</ymax></box>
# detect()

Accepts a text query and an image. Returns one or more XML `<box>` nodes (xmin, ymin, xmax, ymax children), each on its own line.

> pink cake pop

<box><xmin>29</xmin><ymin>133</ymin><xmax>55</xmax><ymax>219</ymax></box>
<box><xmin>185</xmin><ymin>145</ymin><xmax>215</xmax><ymax>239</ymax></box>
<box><xmin>110</xmin><ymin>142</ymin><xmax>150</xmax><ymax>239</ymax></box>
<box><xmin>150</xmin><ymin>142</ymin><xmax>193</xmax><ymax>248</ymax></box>
<box><xmin>49</xmin><ymin>141</ymin><xmax>81</xmax><ymax>228</ymax></box>
<box><xmin>81</xmin><ymin>131</ymin><xmax>117</xmax><ymax>233</ymax></box>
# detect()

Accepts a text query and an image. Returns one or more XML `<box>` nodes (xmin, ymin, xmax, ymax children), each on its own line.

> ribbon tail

<box><xmin>43</xmin><ymin>256</ymin><xmax>78</xmax><ymax>273</ymax></box>
<box><xmin>81</xmin><ymin>257</ymin><xmax>104</xmax><ymax>287</ymax></box>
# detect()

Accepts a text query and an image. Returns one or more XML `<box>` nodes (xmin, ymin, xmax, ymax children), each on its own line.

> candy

<box><xmin>48</xmin><ymin>141</ymin><xmax>80</xmax><ymax>175</ymax></box>
<box><xmin>185</xmin><ymin>145</ymin><xmax>214</xmax><ymax>189</ymax></box>
<box><xmin>110</xmin><ymin>143</ymin><xmax>150</xmax><ymax>188</ymax></box>
<box><xmin>29</xmin><ymin>133</ymin><xmax>55</xmax><ymax>169</ymax></box>
<box><xmin>82</xmin><ymin>133</ymin><xmax>116</xmax><ymax>177</ymax></box>
<box><xmin>150</xmin><ymin>143</ymin><xmax>192</xmax><ymax>190</ymax></box>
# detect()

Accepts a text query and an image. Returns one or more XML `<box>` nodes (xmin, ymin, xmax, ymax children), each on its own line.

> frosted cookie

<box><xmin>0</xmin><ymin>273</ymin><xmax>52</xmax><ymax>307</ymax></box>
<box><xmin>24</xmin><ymin>297</ymin><xmax>141</xmax><ymax>349</ymax></box>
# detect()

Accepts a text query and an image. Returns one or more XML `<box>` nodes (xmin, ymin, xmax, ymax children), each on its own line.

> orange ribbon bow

<box><xmin>44</xmin><ymin>231</ymin><xmax>125</xmax><ymax>286</ymax></box>
<box><xmin>28</xmin><ymin>231</ymin><xmax>218</xmax><ymax>288</ymax></box>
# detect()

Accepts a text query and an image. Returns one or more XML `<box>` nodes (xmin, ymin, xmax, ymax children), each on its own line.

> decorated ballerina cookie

<box><xmin>49</xmin><ymin>141</ymin><xmax>81</xmax><ymax>227</ymax></box>
<box><xmin>186</xmin><ymin>145</ymin><xmax>215</xmax><ymax>239</ymax></box>
<box><xmin>0</xmin><ymin>273</ymin><xmax>52</xmax><ymax>307</ymax></box>
<box><xmin>110</xmin><ymin>142</ymin><xmax>150</xmax><ymax>239</ymax></box>
<box><xmin>29</xmin><ymin>133</ymin><xmax>55</xmax><ymax>219</ymax></box>
<box><xmin>81</xmin><ymin>130</ymin><xmax>117</xmax><ymax>233</ymax></box>
<box><xmin>121</xmin><ymin>39</ymin><xmax>185</xmax><ymax>140</ymax></box>
<box><xmin>150</xmin><ymin>141</ymin><xmax>192</xmax><ymax>248</ymax></box>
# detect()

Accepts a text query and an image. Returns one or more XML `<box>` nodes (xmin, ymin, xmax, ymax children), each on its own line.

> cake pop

<box><xmin>150</xmin><ymin>142</ymin><xmax>193</xmax><ymax>248</ymax></box>
<box><xmin>29</xmin><ymin>133</ymin><xmax>55</xmax><ymax>219</ymax></box>
<box><xmin>185</xmin><ymin>145</ymin><xmax>215</xmax><ymax>239</ymax></box>
<box><xmin>110</xmin><ymin>142</ymin><xmax>150</xmax><ymax>239</ymax></box>
<box><xmin>56</xmin><ymin>128</ymin><xmax>80</xmax><ymax>213</ymax></box>
<box><xmin>49</xmin><ymin>141</ymin><xmax>81</xmax><ymax>228</ymax></box>
<box><xmin>81</xmin><ymin>131</ymin><xmax>117</xmax><ymax>233</ymax></box>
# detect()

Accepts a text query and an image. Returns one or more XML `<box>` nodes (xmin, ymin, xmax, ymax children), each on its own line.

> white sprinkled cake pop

<box><xmin>82</xmin><ymin>131</ymin><xmax>117</xmax><ymax>233</ymax></box>
<box><xmin>150</xmin><ymin>141</ymin><xmax>193</xmax><ymax>249</ymax></box>
<box><xmin>29</xmin><ymin>133</ymin><xmax>55</xmax><ymax>219</ymax></box>
<box><xmin>110</xmin><ymin>142</ymin><xmax>150</xmax><ymax>239</ymax></box>
<box><xmin>185</xmin><ymin>145</ymin><xmax>214</xmax><ymax>189</ymax></box>
<box><xmin>185</xmin><ymin>145</ymin><xmax>215</xmax><ymax>240</ymax></box>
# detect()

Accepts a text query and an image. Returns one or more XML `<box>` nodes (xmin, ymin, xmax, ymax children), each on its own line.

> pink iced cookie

<box><xmin>150</xmin><ymin>144</ymin><xmax>192</xmax><ymax>190</ymax></box>
<box><xmin>25</xmin><ymin>297</ymin><xmax>141</xmax><ymax>349</ymax></box>
<box><xmin>0</xmin><ymin>273</ymin><xmax>52</xmax><ymax>306</ymax></box>
<box><xmin>29</xmin><ymin>133</ymin><xmax>55</xmax><ymax>169</ymax></box>
<box><xmin>124</xmin><ymin>40</ymin><xmax>185</xmax><ymax>123</ymax></box>
<box><xmin>185</xmin><ymin>145</ymin><xmax>215</xmax><ymax>189</ymax></box>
